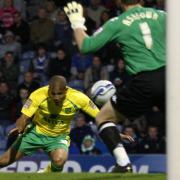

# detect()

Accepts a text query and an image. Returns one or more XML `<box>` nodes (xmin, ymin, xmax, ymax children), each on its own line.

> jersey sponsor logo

<box><xmin>23</xmin><ymin>99</ymin><xmax>32</xmax><ymax>109</ymax></box>
<box><xmin>89</xmin><ymin>100</ymin><xmax>97</xmax><ymax>109</ymax></box>
<box><xmin>43</xmin><ymin>114</ymin><xmax>64</xmax><ymax>125</ymax></box>
<box><xmin>49</xmin><ymin>114</ymin><xmax>58</xmax><ymax>119</ymax></box>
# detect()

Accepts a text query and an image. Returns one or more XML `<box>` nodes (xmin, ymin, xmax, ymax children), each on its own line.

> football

<box><xmin>90</xmin><ymin>80</ymin><xmax>116</xmax><ymax>106</ymax></box>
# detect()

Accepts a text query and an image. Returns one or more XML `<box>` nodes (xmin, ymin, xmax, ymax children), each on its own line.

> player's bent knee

<box><xmin>52</xmin><ymin>156</ymin><xmax>67</xmax><ymax>167</ymax></box>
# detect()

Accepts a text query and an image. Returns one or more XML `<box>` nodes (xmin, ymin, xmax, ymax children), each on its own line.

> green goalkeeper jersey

<box><xmin>82</xmin><ymin>6</ymin><xmax>166</xmax><ymax>75</ymax></box>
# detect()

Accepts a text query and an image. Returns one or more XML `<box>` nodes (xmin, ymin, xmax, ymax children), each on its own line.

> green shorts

<box><xmin>12</xmin><ymin>125</ymin><xmax>70</xmax><ymax>156</ymax></box>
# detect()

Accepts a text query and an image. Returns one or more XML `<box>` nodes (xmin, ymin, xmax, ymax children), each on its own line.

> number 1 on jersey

<box><xmin>139</xmin><ymin>22</ymin><xmax>153</xmax><ymax>49</ymax></box>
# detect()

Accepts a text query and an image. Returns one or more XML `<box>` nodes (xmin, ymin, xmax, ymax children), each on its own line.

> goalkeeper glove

<box><xmin>64</xmin><ymin>1</ymin><xmax>87</xmax><ymax>30</ymax></box>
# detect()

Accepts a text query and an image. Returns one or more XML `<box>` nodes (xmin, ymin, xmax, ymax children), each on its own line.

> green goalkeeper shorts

<box><xmin>12</xmin><ymin>124</ymin><xmax>70</xmax><ymax>156</ymax></box>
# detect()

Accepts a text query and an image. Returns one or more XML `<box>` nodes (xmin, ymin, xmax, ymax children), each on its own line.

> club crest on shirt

<box><xmin>64</xmin><ymin>108</ymin><xmax>72</xmax><ymax>114</ymax></box>
<box><xmin>89</xmin><ymin>100</ymin><xmax>97</xmax><ymax>109</ymax></box>
<box><xmin>23</xmin><ymin>99</ymin><xmax>32</xmax><ymax>109</ymax></box>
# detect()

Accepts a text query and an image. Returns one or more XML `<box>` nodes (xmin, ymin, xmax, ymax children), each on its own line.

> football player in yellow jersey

<box><xmin>0</xmin><ymin>75</ymin><xmax>99</xmax><ymax>172</ymax></box>
<box><xmin>0</xmin><ymin>75</ymin><xmax>133</xmax><ymax>173</ymax></box>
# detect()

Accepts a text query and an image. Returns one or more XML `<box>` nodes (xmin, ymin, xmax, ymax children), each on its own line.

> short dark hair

<box><xmin>121</xmin><ymin>0</ymin><xmax>140</xmax><ymax>5</ymax></box>
<box><xmin>49</xmin><ymin>75</ymin><xmax>67</xmax><ymax>88</ymax></box>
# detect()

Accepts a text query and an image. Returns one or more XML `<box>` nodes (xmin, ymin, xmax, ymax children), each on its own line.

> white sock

<box><xmin>113</xmin><ymin>145</ymin><xmax>131</xmax><ymax>166</ymax></box>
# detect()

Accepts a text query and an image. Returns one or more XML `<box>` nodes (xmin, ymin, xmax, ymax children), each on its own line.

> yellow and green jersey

<box><xmin>21</xmin><ymin>86</ymin><xmax>99</xmax><ymax>136</ymax></box>
<box><xmin>82</xmin><ymin>6</ymin><xmax>166</xmax><ymax>75</ymax></box>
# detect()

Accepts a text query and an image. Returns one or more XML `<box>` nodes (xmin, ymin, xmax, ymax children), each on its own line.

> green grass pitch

<box><xmin>0</xmin><ymin>173</ymin><xmax>166</xmax><ymax>180</ymax></box>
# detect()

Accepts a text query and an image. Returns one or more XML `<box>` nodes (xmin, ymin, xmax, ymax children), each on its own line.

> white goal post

<box><xmin>167</xmin><ymin>0</ymin><xmax>180</xmax><ymax>179</ymax></box>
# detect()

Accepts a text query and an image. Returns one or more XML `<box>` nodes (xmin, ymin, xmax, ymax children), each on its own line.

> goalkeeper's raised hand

<box><xmin>64</xmin><ymin>1</ymin><xmax>87</xmax><ymax>30</ymax></box>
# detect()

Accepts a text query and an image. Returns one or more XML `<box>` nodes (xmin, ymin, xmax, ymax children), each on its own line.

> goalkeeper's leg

<box><xmin>96</xmin><ymin>101</ymin><xmax>132</xmax><ymax>173</ymax></box>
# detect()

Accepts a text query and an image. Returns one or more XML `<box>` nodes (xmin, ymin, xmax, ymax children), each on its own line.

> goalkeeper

<box><xmin>64</xmin><ymin>0</ymin><xmax>166</xmax><ymax>173</ymax></box>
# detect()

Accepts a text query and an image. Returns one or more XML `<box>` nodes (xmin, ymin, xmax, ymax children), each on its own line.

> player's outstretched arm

<box><xmin>8</xmin><ymin>114</ymin><xmax>31</xmax><ymax>137</ymax></box>
<box><xmin>16</xmin><ymin>114</ymin><xmax>31</xmax><ymax>133</ymax></box>
<box><xmin>8</xmin><ymin>114</ymin><xmax>30</xmax><ymax>137</ymax></box>
<box><xmin>64</xmin><ymin>1</ymin><xmax>88</xmax><ymax>51</ymax></box>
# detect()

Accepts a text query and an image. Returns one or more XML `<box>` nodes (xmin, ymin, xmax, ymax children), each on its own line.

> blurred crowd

<box><xmin>0</xmin><ymin>0</ymin><xmax>166</xmax><ymax>154</ymax></box>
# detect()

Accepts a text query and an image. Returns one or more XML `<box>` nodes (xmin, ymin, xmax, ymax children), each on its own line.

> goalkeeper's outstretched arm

<box><xmin>74</xmin><ymin>29</ymin><xmax>88</xmax><ymax>51</ymax></box>
<box><xmin>64</xmin><ymin>1</ymin><xmax>88</xmax><ymax>51</ymax></box>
